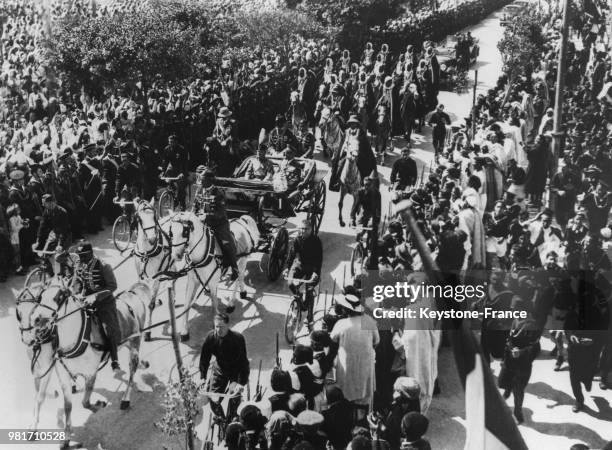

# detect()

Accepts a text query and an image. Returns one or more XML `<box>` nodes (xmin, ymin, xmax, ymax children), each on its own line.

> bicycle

<box><xmin>158</xmin><ymin>176</ymin><xmax>182</xmax><ymax>218</ymax></box>
<box><xmin>201</xmin><ymin>385</ymin><xmax>242</xmax><ymax>449</ymax></box>
<box><xmin>350</xmin><ymin>225</ymin><xmax>374</xmax><ymax>278</ymax></box>
<box><xmin>111</xmin><ymin>198</ymin><xmax>137</xmax><ymax>252</ymax></box>
<box><xmin>283</xmin><ymin>273</ymin><xmax>319</xmax><ymax>344</ymax></box>
<box><xmin>24</xmin><ymin>248</ymin><xmax>77</xmax><ymax>293</ymax></box>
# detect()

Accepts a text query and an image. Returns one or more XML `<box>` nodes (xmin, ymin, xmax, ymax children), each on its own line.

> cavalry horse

<box><xmin>167</xmin><ymin>212</ymin><xmax>260</xmax><ymax>341</ymax></box>
<box><xmin>22</xmin><ymin>280</ymin><xmax>151</xmax><ymax>448</ymax></box>
<box><xmin>319</xmin><ymin>106</ymin><xmax>345</xmax><ymax>161</ymax></box>
<box><xmin>338</xmin><ymin>136</ymin><xmax>362</xmax><ymax>227</ymax></box>
<box><xmin>131</xmin><ymin>198</ymin><xmax>175</xmax><ymax>341</ymax></box>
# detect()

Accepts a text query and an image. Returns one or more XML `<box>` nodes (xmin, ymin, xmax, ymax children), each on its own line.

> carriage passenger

<box><xmin>243</xmin><ymin>145</ymin><xmax>275</xmax><ymax>181</ymax></box>
<box><xmin>268</xmin><ymin>114</ymin><xmax>299</xmax><ymax>156</ymax></box>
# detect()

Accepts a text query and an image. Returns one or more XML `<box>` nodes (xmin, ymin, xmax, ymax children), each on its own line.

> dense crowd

<box><xmin>3</xmin><ymin>0</ymin><xmax>612</xmax><ymax>448</ymax></box>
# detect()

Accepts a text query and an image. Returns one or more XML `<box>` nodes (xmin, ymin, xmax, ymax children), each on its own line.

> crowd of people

<box><xmin>3</xmin><ymin>0</ymin><xmax>612</xmax><ymax>448</ymax></box>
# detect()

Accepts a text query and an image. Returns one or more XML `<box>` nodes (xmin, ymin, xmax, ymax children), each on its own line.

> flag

<box><xmin>452</xmin><ymin>322</ymin><xmax>529</xmax><ymax>450</ymax></box>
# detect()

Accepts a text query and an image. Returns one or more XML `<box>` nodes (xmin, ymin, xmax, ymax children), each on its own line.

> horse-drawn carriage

<box><xmin>210</xmin><ymin>156</ymin><xmax>327</xmax><ymax>281</ymax></box>
<box><xmin>438</xmin><ymin>34</ymin><xmax>480</xmax><ymax>91</ymax></box>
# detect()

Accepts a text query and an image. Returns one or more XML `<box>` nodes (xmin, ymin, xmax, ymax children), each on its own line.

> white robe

<box><xmin>330</xmin><ymin>315</ymin><xmax>379</xmax><ymax>406</ymax></box>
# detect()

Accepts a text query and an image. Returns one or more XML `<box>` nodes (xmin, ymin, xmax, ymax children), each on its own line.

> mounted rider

<box><xmin>74</xmin><ymin>241</ymin><xmax>121</xmax><ymax>372</ymax></box>
<box><xmin>192</xmin><ymin>166</ymin><xmax>239</xmax><ymax>282</ymax></box>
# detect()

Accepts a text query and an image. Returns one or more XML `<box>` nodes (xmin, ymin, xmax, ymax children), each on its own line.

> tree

<box><xmin>43</xmin><ymin>9</ymin><xmax>202</xmax><ymax>96</ymax></box>
<box><xmin>497</xmin><ymin>8</ymin><xmax>546</xmax><ymax>87</ymax></box>
<box><xmin>232</xmin><ymin>8</ymin><xmax>334</xmax><ymax>63</ymax></box>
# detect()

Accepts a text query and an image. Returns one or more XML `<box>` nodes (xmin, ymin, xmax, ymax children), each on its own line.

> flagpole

<box><xmin>550</xmin><ymin>0</ymin><xmax>569</xmax><ymax>178</ymax></box>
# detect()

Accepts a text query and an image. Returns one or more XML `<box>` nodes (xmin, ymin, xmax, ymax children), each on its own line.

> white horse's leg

<box><xmin>229</xmin><ymin>258</ymin><xmax>247</xmax><ymax>308</ymax></box>
<box><xmin>179</xmin><ymin>273</ymin><xmax>198</xmax><ymax>342</ymax></box>
<box><xmin>144</xmin><ymin>277</ymin><xmax>161</xmax><ymax>342</ymax></box>
<box><xmin>58</xmin><ymin>370</ymin><xmax>74</xmax><ymax>450</ymax></box>
<box><xmin>29</xmin><ymin>368</ymin><xmax>51</xmax><ymax>432</ymax></box>
<box><xmin>120</xmin><ymin>337</ymin><xmax>141</xmax><ymax>410</ymax></box>
<box><xmin>81</xmin><ymin>371</ymin><xmax>104</xmax><ymax>411</ymax></box>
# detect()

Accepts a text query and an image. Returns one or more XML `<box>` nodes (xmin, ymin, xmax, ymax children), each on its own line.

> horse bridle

<box><xmin>16</xmin><ymin>289</ymin><xmax>58</xmax><ymax>343</ymax></box>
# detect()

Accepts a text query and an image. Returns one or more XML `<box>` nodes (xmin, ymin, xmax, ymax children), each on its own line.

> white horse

<box><xmin>132</xmin><ymin>199</ymin><xmax>175</xmax><ymax>341</ymax></box>
<box><xmin>27</xmin><ymin>281</ymin><xmax>151</xmax><ymax>448</ymax></box>
<box><xmin>168</xmin><ymin>211</ymin><xmax>260</xmax><ymax>341</ymax></box>
<box><xmin>338</xmin><ymin>135</ymin><xmax>362</xmax><ymax>227</ymax></box>
<box><xmin>16</xmin><ymin>287</ymin><xmax>70</xmax><ymax>440</ymax></box>
<box><xmin>319</xmin><ymin>106</ymin><xmax>345</xmax><ymax>159</ymax></box>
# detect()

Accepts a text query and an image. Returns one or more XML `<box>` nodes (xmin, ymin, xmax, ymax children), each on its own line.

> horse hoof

<box><xmin>95</xmin><ymin>400</ymin><xmax>107</xmax><ymax>408</ymax></box>
<box><xmin>226</xmin><ymin>305</ymin><xmax>235</xmax><ymax>314</ymax></box>
<box><xmin>71</xmin><ymin>385</ymin><xmax>77</xmax><ymax>394</ymax></box>
<box><xmin>144</xmin><ymin>332</ymin><xmax>152</xmax><ymax>342</ymax></box>
<box><xmin>157</xmin><ymin>299</ymin><xmax>163</xmax><ymax>306</ymax></box>
<box><xmin>240</xmin><ymin>291</ymin><xmax>248</xmax><ymax>300</ymax></box>
<box><xmin>180</xmin><ymin>333</ymin><xmax>190</xmax><ymax>342</ymax></box>
<box><xmin>120</xmin><ymin>400</ymin><xmax>130</xmax><ymax>410</ymax></box>
<box><xmin>339</xmin><ymin>220</ymin><xmax>345</xmax><ymax>227</ymax></box>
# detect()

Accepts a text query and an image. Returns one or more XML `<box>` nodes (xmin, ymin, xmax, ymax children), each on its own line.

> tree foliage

<box><xmin>43</xmin><ymin>7</ymin><xmax>203</xmax><ymax>96</ymax></box>
<box><xmin>497</xmin><ymin>8</ymin><xmax>546</xmax><ymax>81</ymax></box>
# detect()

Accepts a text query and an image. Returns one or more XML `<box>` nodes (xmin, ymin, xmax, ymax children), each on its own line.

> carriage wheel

<box><xmin>308</xmin><ymin>180</ymin><xmax>326</xmax><ymax>234</ymax></box>
<box><xmin>350</xmin><ymin>244</ymin><xmax>365</xmax><ymax>278</ymax></box>
<box><xmin>24</xmin><ymin>267</ymin><xmax>47</xmax><ymax>293</ymax></box>
<box><xmin>112</xmin><ymin>215</ymin><xmax>132</xmax><ymax>252</ymax></box>
<box><xmin>284</xmin><ymin>298</ymin><xmax>302</xmax><ymax>345</ymax></box>
<box><xmin>158</xmin><ymin>190</ymin><xmax>175</xmax><ymax>218</ymax></box>
<box><xmin>267</xmin><ymin>227</ymin><xmax>289</xmax><ymax>281</ymax></box>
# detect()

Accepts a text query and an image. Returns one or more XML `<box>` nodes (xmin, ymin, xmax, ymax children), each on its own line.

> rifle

<box><xmin>275</xmin><ymin>332</ymin><xmax>281</xmax><ymax>369</ymax></box>
<box><xmin>254</xmin><ymin>360</ymin><xmax>265</xmax><ymax>402</ymax></box>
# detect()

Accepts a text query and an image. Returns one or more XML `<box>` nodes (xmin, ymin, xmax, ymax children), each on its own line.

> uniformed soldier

<box><xmin>8</xmin><ymin>169</ymin><xmax>39</xmax><ymax>270</ymax></box>
<box><xmin>100</xmin><ymin>142</ymin><xmax>120</xmax><ymax>221</ymax></box>
<box><xmin>268</xmin><ymin>114</ymin><xmax>298</xmax><ymax>156</ymax></box>
<box><xmin>78</xmin><ymin>143</ymin><xmax>103</xmax><ymax>233</ymax></box>
<box><xmin>55</xmin><ymin>150</ymin><xmax>85</xmax><ymax>239</ymax></box>
<box><xmin>33</xmin><ymin>194</ymin><xmax>71</xmax><ymax>276</ymax></box>
<box><xmin>161</xmin><ymin>134</ymin><xmax>188</xmax><ymax>210</ymax></box>
<box><xmin>295</xmin><ymin>119</ymin><xmax>315</xmax><ymax>158</ymax></box>
<box><xmin>193</xmin><ymin>168</ymin><xmax>238</xmax><ymax>282</ymax></box>
<box><xmin>74</xmin><ymin>241</ymin><xmax>121</xmax><ymax>372</ymax></box>
<box><xmin>114</xmin><ymin>145</ymin><xmax>142</xmax><ymax>201</ymax></box>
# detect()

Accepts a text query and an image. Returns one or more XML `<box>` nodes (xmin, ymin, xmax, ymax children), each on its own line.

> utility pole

<box><xmin>550</xmin><ymin>0</ymin><xmax>569</xmax><ymax>178</ymax></box>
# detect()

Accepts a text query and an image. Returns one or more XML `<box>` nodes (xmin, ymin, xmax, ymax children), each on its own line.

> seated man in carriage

<box><xmin>275</xmin><ymin>147</ymin><xmax>316</xmax><ymax>212</ymax></box>
<box><xmin>191</xmin><ymin>167</ymin><xmax>239</xmax><ymax>281</ymax></box>
<box><xmin>237</xmin><ymin>144</ymin><xmax>275</xmax><ymax>181</ymax></box>
<box><xmin>295</xmin><ymin>118</ymin><xmax>316</xmax><ymax>158</ymax></box>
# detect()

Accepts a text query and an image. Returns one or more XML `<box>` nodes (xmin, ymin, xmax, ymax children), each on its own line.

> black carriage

<box><xmin>211</xmin><ymin>157</ymin><xmax>327</xmax><ymax>281</ymax></box>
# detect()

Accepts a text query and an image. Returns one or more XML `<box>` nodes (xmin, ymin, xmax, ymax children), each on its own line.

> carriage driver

<box><xmin>74</xmin><ymin>241</ymin><xmax>121</xmax><ymax>372</ymax></box>
<box><xmin>284</xmin><ymin>219</ymin><xmax>323</xmax><ymax>329</ymax></box>
<box><xmin>192</xmin><ymin>167</ymin><xmax>239</xmax><ymax>282</ymax></box>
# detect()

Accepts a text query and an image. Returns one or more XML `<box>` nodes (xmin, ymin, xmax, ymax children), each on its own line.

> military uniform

<box><xmin>75</xmin><ymin>250</ymin><xmax>121</xmax><ymax>369</ymax></box>
<box><xmin>193</xmin><ymin>179</ymin><xmax>238</xmax><ymax>277</ymax></box>
<box><xmin>101</xmin><ymin>151</ymin><xmax>119</xmax><ymax>221</ymax></box>
<box><xmin>36</xmin><ymin>203</ymin><xmax>71</xmax><ymax>251</ymax></box>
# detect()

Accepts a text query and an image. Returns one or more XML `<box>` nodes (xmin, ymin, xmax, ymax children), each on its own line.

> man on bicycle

<box><xmin>285</xmin><ymin>220</ymin><xmax>323</xmax><ymax>329</ymax></box>
<box><xmin>161</xmin><ymin>134</ymin><xmax>188</xmax><ymax>210</ymax></box>
<box><xmin>33</xmin><ymin>194</ymin><xmax>71</xmax><ymax>276</ymax></box>
<box><xmin>74</xmin><ymin>241</ymin><xmax>122</xmax><ymax>372</ymax></box>
<box><xmin>199</xmin><ymin>312</ymin><xmax>249</xmax><ymax>421</ymax></box>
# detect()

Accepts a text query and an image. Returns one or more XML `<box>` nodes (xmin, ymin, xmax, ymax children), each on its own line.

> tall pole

<box><xmin>471</xmin><ymin>70</ymin><xmax>478</xmax><ymax>140</ymax></box>
<box><xmin>550</xmin><ymin>0</ymin><xmax>570</xmax><ymax>179</ymax></box>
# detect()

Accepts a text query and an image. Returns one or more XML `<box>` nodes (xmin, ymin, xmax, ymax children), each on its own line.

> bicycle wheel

<box><xmin>350</xmin><ymin>244</ymin><xmax>365</xmax><ymax>278</ymax></box>
<box><xmin>158</xmin><ymin>190</ymin><xmax>175</xmax><ymax>218</ymax></box>
<box><xmin>284</xmin><ymin>299</ymin><xmax>302</xmax><ymax>345</ymax></box>
<box><xmin>112</xmin><ymin>215</ymin><xmax>132</xmax><ymax>252</ymax></box>
<box><xmin>24</xmin><ymin>267</ymin><xmax>47</xmax><ymax>293</ymax></box>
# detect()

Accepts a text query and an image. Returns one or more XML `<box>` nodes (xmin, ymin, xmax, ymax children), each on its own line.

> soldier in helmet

<box><xmin>74</xmin><ymin>241</ymin><xmax>121</xmax><ymax>371</ymax></box>
<box><xmin>192</xmin><ymin>167</ymin><xmax>239</xmax><ymax>281</ymax></box>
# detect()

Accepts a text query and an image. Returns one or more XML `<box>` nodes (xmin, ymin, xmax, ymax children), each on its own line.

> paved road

<box><xmin>2</xmin><ymin>5</ymin><xmax>612</xmax><ymax>450</ymax></box>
